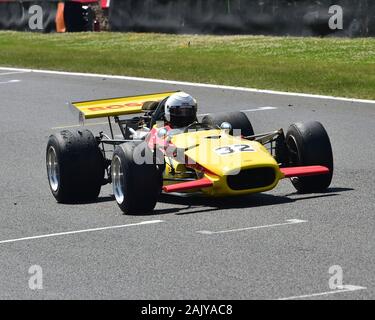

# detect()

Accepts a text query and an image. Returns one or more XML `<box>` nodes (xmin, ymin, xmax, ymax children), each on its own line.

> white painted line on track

<box><xmin>0</xmin><ymin>220</ymin><xmax>164</xmax><ymax>245</ymax></box>
<box><xmin>0</xmin><ymin>67</ymin><xmax>374</xmax><ymax>105</ymax></box>
<box><xmin>198</xmin><ymin>106</ymin><xmax>278</xmax><ymax>116</ymax></box>
<box><xmin>241</xmin><ymin>106</ymin><xmax>278</xmax><ymax>112</ymax></box>
<box><xmin>278</xmin><ymin>285</ymin><xmax>367</xmax><ymax>300</ymax></box>
<box><xmin>51</xmin><ymin>106</ymin><xmax>278</xmax><ymax>130</ymax></box>
<box><xmin>0</xmin><ymin>80</ymin><xmax>21</xmax><ymax>85</ymax></box>
<box><xmin>196</xmin><ymin>219</ymin><xmax>307</xmax><ymax>235</ymax></box>
<box><xmin>0</xmin><ymin>71</ymin><xmax>29</xmax><ymax>76</ymax></box>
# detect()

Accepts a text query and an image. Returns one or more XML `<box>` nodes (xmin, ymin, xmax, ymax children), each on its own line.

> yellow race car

<box><xmin>46</xmin><ymin>91</ymin><xmax>333</xmax><ymax>214</ymax></box>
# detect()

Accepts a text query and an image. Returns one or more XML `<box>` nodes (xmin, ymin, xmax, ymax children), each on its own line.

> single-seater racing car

<box><xmin>46</xmin><ymin>91</ymin><xmax>333</xmax><ymax>214</ymax></box>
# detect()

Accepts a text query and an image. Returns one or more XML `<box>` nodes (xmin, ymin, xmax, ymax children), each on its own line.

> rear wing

<box><xmin>71</xmin><ymin>91</ymin><xmax>179</xmax><ymax>120</ymax></box>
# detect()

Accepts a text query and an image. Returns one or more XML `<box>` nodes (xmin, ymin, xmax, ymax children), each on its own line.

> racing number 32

<box><xmin>215</xmin><ymin>144</ymin><xmax>255</xmax><ymax>155</ymax></box>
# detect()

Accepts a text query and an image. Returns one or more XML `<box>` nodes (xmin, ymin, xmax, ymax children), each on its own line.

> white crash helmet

<box><xmin>164</xmin><ymin>92</ymin><xmax>197</xmax><ymax>127</ymax></box>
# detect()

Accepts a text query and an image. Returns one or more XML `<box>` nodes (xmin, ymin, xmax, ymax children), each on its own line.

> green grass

<box><xmin>1</xmin><ymin>31</ymin><xmax>375</xmax><ymax>99</ymax></box>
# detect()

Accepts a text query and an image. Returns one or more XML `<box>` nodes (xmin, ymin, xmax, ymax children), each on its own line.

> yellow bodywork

<box><xmin>71</xmin><ymin>91</ymin><xmax>179</xmax><ymax>120</ymax></box>
<box><xmin>165</xmin><ymin>129</ymin><xmax>284</xmax><ymax>196</ymax></box>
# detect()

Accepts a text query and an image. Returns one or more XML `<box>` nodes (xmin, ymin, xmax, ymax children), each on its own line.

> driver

<box><xmin>164</xmin><ymin>92</ymin><xmax>198</xmax><ymax>128</ymax></box>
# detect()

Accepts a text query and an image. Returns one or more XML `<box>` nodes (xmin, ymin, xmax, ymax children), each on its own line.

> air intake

<box><xmin>227</xmin><ymin>167</ymin><xmax>276</xmax><ymax>190</ymax></box>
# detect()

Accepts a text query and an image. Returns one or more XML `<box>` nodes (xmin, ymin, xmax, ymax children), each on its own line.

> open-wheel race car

<box><xmin>46</xmin><ymin>91</ymin><xmax>333</xmax><ymax>215</ymax></box>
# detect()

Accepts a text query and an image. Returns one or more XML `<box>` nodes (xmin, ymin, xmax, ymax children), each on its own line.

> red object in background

<box><xmin>0</xmin><ymin>0</ymin><xmax>110</xmax><ymax>11</ymax></box>
<box><xmin>71</xmin><ymin>0</ymin><xmax>110</xmax><ymax>8</ymax></box>
<box><xmin>71</xmin><ymin>0</ymin><xmax>97</xmax><ymax>3</ymax></box>
<box><xmin>101</xmin><ymin>0</ymin><xmax>111</xmax><ymax>9</ymax></box>
<box><xmin>55</xmin><ymin>2</ymin><xmax>66</xmax><ymax>33</ymax></box>
<box><xmin>101</xmin><ymin>0</ymin><xmax>110</xmax><ymax>9</ymax></box>
<box><xmin>70</xmin><ymin>0</ymin><xmax>110</xmax><ymax>9</ymax></box>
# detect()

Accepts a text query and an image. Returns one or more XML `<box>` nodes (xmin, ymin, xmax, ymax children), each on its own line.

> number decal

<box><xmin>215</xmin><ymin>144</ymin><xmax>255</xmax><ymax>155</ymax></box>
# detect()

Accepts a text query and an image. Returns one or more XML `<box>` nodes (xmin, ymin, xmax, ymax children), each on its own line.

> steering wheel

<box><xmin>183</xmin><ymin>122</ymin><xmax>213</xmax><ymax>133</ymax></box>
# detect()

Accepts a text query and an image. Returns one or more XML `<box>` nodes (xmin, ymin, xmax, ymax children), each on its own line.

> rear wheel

<box><xmin>202</xmin><ymin>111</ymin><xmax>254</xmax><ymax>137</ymax></box>
<box><xmin>46</xmin><ymin>129</ymin><xmax>105</xmax><ymax>203</ymax></box>
<box><xmin>111</xmin><ymin>142</ymin><xmax>162</xmax><ymax>214</ymax></box>
<box><xmin>286</xmin><ymin>121</ymin><xmax>333</xmax><ymax>193</ymax></box>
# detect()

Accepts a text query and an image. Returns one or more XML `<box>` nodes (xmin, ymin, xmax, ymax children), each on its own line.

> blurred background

<box><xmin>0</xmin><ymin>0</ymin><xmax>374</xmax><ymax>36</ymax></box>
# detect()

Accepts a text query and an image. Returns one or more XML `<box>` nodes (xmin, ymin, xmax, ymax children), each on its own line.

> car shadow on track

<box><xmin>283</xmin><ymin>187</ymin><xmax>354</xmax><ymax>198</ymax></box>
<box><xmin>60</xmin><ymin>195</ymin><xmax>115</xmax><ymax>205</ymax></box>
<box><xmin>62</xmin><ymin>187</ymin><xmax>354</xmax><ymax>216</ymax></box>
<box><xmin>151</xmin><ymin>187</ymin><xmax>354</xmax><ymax>216</ymax></box>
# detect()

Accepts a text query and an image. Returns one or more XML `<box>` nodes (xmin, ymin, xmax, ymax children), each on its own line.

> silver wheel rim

<box><xmin>47</xmin><ymin>146</ymin><xmax>59</xmax><ymax>192</ymax></box>
<box><xmin>112</xmin><ymin>155</ymin><xmax>125</xmax><ymax>204</ymax></box>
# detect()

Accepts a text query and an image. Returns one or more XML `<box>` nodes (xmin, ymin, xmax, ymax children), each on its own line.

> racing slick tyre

<box><xmin>202</xmin><ymin>111</ymin><xmax>255</xmax><ymax>137</ymax></box>
<box><xmin>46</xmin><ymin>129</ymin><xmax>105</xmax><ymax>203</ymax></box>
<box><xmin>286</xmin><ymin>121</ymin><xmax>333</xmax><ymax>193</ymax></box>
<box><xmin>111</xmin><ymin>142</ymin><xmax>162</xmax><ymax>215</ymax></box>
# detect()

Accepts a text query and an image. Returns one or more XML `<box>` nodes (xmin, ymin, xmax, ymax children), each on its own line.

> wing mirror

<box><xmin>220</xmin><ymin>122</ymin><xmax>232</xmax><ymax>133</ymax></box>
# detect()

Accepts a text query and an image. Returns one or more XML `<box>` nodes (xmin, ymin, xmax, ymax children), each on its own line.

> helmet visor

<box><xmin>170</xmin><ymin>106</ymin><xmax>196</xmax><ymax>117</ymax></box>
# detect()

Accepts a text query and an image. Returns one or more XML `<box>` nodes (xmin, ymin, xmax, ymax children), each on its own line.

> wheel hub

<box><xmin>47</xmin><ymin>146</ymin><xmax>60</xmax><ymax>192</ymax></box>
<box><xmin>112</xmin><ymin>155</ymin><xmax>125</xmax><ymax>204</ymax></box>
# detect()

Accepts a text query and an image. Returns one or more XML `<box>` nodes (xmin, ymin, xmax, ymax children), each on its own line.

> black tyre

<box><xmin>285</xmin><ymin>121</ymin><xmax>333</xmax><ymax>193</ymax></box>
<box><xmin>202</xmin><ymin>111</ymin><xmax>254</xmax><ymax>137</ymax></box>
<box><xmin>111</xmin><ymin>142</ymin><xmax>162</xmax><ymax>214</ymax></box>
<box><xmin>46</xmin><ymin>129</ymin><xmax>105</xmax><ymax>203</ymax></box>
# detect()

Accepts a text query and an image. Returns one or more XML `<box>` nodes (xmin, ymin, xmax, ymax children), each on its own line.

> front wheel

<box><xmin>202</xmin><ymin>111</ymin><xmax>254</xmax><ymax>137</ymax></box>
<box><xmin>286</xmin><ymin>121</ymin><xmax>333</xmax><ymax>193</ymax></box>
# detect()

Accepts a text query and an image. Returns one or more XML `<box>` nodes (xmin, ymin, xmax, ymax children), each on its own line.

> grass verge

<box><xmin>1</xmin><ymin>31</ymin><xmax>375</xmax><ymax>100</ymax></box>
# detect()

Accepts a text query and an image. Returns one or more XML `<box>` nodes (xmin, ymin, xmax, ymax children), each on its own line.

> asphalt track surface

<box><xmin>0</xmin><ymin>68</ymin><xmax>374</xmax><ymax>300</ymax></box>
